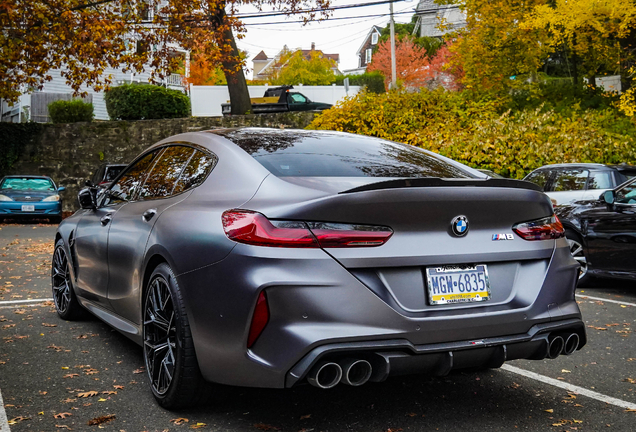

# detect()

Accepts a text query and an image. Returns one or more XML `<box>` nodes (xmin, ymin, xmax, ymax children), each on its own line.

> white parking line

<box><xmin>0</xmin><ymin>299</ymin><xmax>50</xmax><ymax>306</ymax></box>
<box><xmin>502</xmin><ymin>364</ymin><xmax>636</xmax><ymax>411</ymax></box>
<box><xmin>576</xmin><ymin>294</ymin><xmax>636</xmax><ymax>308</ymax></box>
<box><xmin>0</xmin><ymin>387</ymin><xmax>10</xmax><ymax>432</ymax></box>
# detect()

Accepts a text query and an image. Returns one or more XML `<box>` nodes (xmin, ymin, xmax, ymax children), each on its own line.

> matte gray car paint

<box><xmin>55</xmin><ymin>128</ymin><xmax>585</xmax><ymax>390</ymax></box>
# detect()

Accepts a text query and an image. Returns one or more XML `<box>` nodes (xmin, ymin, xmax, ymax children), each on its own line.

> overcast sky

<box><xmin>234</xmin><ymin>0</ymin><xmax>418</xmax><ymax>78</ymax></box>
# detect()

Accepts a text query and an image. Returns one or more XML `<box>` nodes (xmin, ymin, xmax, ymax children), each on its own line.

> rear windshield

<box><xmin>1</xmin><ymin>178</ymin><xmax>55</xmax><ymax>191</ymax></box>
<box><xmin>217</xmin><ymin>129</ymin><xmax>479</xmax><ymax>179</ymax></box>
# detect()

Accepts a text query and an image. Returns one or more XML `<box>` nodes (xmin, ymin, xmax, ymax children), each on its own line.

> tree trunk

<box><xmin>216</xmin><ymin>7</ymin><xmax>251</xmax><ymax>115</ymax></box>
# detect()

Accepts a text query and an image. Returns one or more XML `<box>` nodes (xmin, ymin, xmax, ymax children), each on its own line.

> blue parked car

<box><xmin>0</xmin><ymin>176</ymin><xmax>65</xmax><ymax>223</ymax></box>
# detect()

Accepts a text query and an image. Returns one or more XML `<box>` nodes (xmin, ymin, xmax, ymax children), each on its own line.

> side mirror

<box><xmin>78</xmin><ymin>188</ymin><xmax>96</xmax><ymax>210</ymax></box>
<box><xmin>57</xmin><ymin>186</ymin><xmax>66</xmax><ymax>192</ymax></box>
<box><xmin>602</xmin><ymin>190</ymin><xmax>615</xmax><ymax>205</ymax></box>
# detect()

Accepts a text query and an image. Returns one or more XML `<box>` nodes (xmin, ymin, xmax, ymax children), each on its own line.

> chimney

<box><xmin>311</xmin><ymin>42</ymin><xmax>315</xmax><ymax>51</ymax></box>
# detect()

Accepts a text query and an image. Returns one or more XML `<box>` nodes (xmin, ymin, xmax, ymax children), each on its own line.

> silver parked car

<box><xmin>52</xmin><ymin>128</ymin><xmax>585</xmax><ymax>408</ymax></box>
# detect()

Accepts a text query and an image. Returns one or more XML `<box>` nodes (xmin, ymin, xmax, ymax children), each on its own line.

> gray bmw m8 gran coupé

<box><xmin>52</xmin><ymin>128</ymin><xmax>585</xmax><ymax>408</ymax></box>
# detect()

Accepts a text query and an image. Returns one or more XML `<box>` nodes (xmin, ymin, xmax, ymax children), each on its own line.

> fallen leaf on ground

<box><xmin>42</xmin><ymin>323</ymin><xmax>57</xmax><ymax>327</ymax></box>
<box><xmin>545</xmin><ymin>409</ymin><xmax>554</xmax><ymax>413</ymax></box>
<box><xmin>101</xmin><ymin>390</ymin><xmax>117</xmax><ymax>395</ymax></box>
<box><xmin>8</xmin><ymin>416</ymin><xmax>30</xmax><ymax>425</ymax></box>
<box><xmin>190</xmin><ymin>423</ymin><xmax>207</xmax><ymax>429</ymax></box>
<box><xmin>170</xmin><ymin>418</ymin><xmax>189</xmax><ymax>425</ymax></box>
<box><xmin>132</xmin><ymin>368</ymin><xmax>145</xmax><ymax>374</ymax></box>
<box><xmin>63</xmin><ymin>374</ymin><xmax>79</xmax><ymax>379</ymax></box>
<box><xmin>624</xmin><ymin>378</ymin><xmax>636</xmax><ymax>384</ymax></box>
<box><xmin>300</xmin><ymin>414</ymin><xmax>311</xmax><ymax>420</ymax></box>
<box><xmin>626</xmin><ymin>408</ymin><xmax>636</xmax><ymax>413</ymax></box>
<box><xmin>55</xmin><ymin>426</ymin><xmax>71</xmax><ymax>430</ymax></box>
<box><xmin>87</xmin><ymin>414</ymin><xmax>115</xmax><ymax>426</ymax></box>
<box><xmin>113</xmin><ymin>385</ymin><xmax>124</xmax><ymax>389</ymax></box>
<box><xmin>54</xmin><ymin>413</ymin><xmax>72</xmax><ymax>419</ymax></box>
<box><xmin>77</xmin><ymin>390</ymin><xmax>98</xmax><ymax>398</ymax></box>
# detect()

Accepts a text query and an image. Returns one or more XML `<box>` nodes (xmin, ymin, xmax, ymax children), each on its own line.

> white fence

<box><xmin>190</xmin><ymin>85</ymin><xmax>361</xmax><ymax>117</ymax></box>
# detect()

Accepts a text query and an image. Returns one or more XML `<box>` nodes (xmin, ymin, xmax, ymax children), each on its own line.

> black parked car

<box><xmin>556</xmin><ymin>177</ymin><xmax>636</xmax><ymax>285</ymax></box>
<box><xmin>91</xmin><ymin>163</ymin><xmax>127</xmax><ymax>187</ymax></box>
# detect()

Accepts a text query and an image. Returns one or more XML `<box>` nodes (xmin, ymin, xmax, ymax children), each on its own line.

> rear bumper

<box><xmin>177</xmin><ymin>238</ymin><xmax>582</xmax><ymax>389</ymax></box>
<box><xmin>285</xmin><ymin>318</ymin><xmax>586</xmax><ymax>387</ymax></box>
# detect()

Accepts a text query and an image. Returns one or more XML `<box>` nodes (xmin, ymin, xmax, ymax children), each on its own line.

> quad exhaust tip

<box><xmin>547</xmin><ymin>335</ymin><xmax>564</xmax><ymax>359</ymax></box>
<box><xmin>307</xmin><ymin>361</ymin><xmax>342</xmax><ymax>389</ymax></box>
<box><xmin>562</xmin><ymin>333</ymin><xmax>580</xmax><ymax>356</ymax></box>
<box><xmin>340</xmin><ymin>358</ymin><xmax>372</xmax><ymax>387</ymax></box>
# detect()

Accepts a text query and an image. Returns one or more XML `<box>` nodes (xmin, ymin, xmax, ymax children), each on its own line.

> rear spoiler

<box><xmin>340</xmin><ymin>178</ymin><xmax>543</xmax><ymax>194</ymax></box>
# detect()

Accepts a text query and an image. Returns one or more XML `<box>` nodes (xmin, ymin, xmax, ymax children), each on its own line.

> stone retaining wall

<box><xmin>8</xmin><ymin>112</ymin><xmax>318</xmax><ymax>211</ymax></box>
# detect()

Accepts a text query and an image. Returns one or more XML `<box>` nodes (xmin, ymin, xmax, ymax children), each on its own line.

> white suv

<box><xmin>524</xmin><ymin>163</ymin><xmax>636</xmax><ymax>206</ymax></box>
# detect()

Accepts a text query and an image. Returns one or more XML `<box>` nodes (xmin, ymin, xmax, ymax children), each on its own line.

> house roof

<box><xmin>355</xmin><ymin>25</ymin><xmax>383</xmax><ymax>57</ymax></box>
<box><xmin>416</xmin><ymin>0</ymin><xmax>441</xmax><ymax>15</ymax></box>
<box><xmin>253</xmin><ymin>50</ymin><xmax>269</xmax><ymax>61</ymax></box>
<box><xmin>300</xmin><ymin>50</ymin><xmax>339</xmax><ymax>63</ymax></box>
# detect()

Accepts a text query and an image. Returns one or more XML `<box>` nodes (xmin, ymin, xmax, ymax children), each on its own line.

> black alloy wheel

<box><xmin>51</xmin><ymin>239</ymin><xmax>84</xmax><ymax>320</ymax></box>
<box><xmin>144</xmin><ymin>275</ymin><xmax>177</xmax><ymax>395</ymax></box>
<box><xmin>565</xmin><ymin>229</ymin><xmax>590</xmax><ymax>286</ymax></box>
<box><xmin>142</xmin><ymin>263</ymin><xmax>208</xmax><ymax>409</ymax></box>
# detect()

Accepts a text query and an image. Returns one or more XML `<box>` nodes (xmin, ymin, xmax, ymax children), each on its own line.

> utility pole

<box><xmin>389</xmin><ymin>0</ymin><xmax>397</xmax><ymax>90</ymax></box>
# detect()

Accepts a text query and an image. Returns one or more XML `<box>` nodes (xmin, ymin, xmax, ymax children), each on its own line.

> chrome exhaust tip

<box><xmin>307</xmin><ymin>362</ymin><xmax>343</xmax><ymax>389</ymax></box>
<box><xmin>340</xmin><ymin>359</ymin><xmax>372</xmax><ymax>387</ymax></box>
<box><xmin>547</xmin><ymin>335</ymin><xmax>564</xmax><ymax>359</ymax></box>
<box><xmin>562</xmin><ymin>333</ymin><xmax>580</xmax><ymax>356</ymax></box>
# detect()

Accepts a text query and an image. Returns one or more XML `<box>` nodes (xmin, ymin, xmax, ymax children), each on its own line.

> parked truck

<box><xmin>221</xmin><ymin>86</ymin><xmax>332</xmax><ymax>116</ymax></box>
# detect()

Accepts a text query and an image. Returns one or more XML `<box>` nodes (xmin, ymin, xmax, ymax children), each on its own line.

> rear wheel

<box><xmin>51</xmin><ymin>239</ymin><xmax>85</xmax><ymax>320</ymax></box>
<box><xmin>565</xmin><ymin>229</ymin><xmax>591</xmax><ymax>286</ymax></box>
<box><xmin>143</xmin><ymin>263</ymin><xmax>208</xmax><ymax>409</ymax></box>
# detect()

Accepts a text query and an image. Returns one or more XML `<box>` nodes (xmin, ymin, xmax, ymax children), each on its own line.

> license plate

<box><xmin>426</xmin><ymin>264</ymin><xmax>491</xmax><ymax>305</ymax></box>
<box><xmin>21</xmin><ymin>205</ymin><xmax>35</xmax><ymax>212</ymax></box>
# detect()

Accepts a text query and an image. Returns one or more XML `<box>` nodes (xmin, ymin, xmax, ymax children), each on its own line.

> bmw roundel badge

<box><xmin>451</xmin><ymin>215</ymin><xmax>469</xmax><ymax>237</ymax></box>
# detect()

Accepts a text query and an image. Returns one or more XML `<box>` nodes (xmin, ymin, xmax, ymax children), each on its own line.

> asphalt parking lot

<box><xmin>0</xmin><ymin>222</ymin><xmax>634</xmax><ymax>432</ymax></box>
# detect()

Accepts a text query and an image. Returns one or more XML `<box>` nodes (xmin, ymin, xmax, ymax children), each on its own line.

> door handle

<box><xmin>142</xmin><ymin>208</ymin><xmax>157</xmax><ymax>222</ymax></box>
<box><xmin>100</xmin><ymin>214</ymin><xmax>112</xmax><ymax>226</ymax></box>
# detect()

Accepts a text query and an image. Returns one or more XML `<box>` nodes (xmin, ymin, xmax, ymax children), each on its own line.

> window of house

<box><xmin>365</xmin><ymin>48</ymin><xmax>373</xmax><ymax>64</ymax></box>
<box><xmin>371</xmin><ymin>33</ymin><xmax>379</xmax><ymax>45</ymax></box>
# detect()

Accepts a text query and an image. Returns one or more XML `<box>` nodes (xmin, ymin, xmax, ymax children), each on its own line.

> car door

<box><xmin>73</xmin><ymin>151</ymin><xmax>159</xmax><ymax>308</ymax></box>
<box><xmin>106</xmin><ymin>145</ymin><xmax>196</xmax><ymax>324</ymax></box>
<box><xmin>581</xmin><ymin>180</ymin><xmax>636</xmax><ymax>275</ymax></box>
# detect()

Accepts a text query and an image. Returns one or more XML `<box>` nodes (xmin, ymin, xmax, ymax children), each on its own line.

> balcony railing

<box><xmin>165</xmin><ymin>74</ymin><xmax>185</xmax><ymax>87</ymax></box>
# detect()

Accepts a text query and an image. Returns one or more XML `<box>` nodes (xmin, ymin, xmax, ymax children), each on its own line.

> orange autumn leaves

<box><xmin>368</xmin><ymin>38</ymin><xmax>463</xmax><ymax>92</ymax></box>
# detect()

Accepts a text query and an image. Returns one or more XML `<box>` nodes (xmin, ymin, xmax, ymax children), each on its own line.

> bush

<box><xmin>105</xmin><ymin>84</ymin><xmax>190</xmax><ymax>120</ymax></box>
<box><xmin>48</xmin><ymin>99</ymin><xmax>94</xmax><ymax>123</ymax></box>
<box><xmin>335</xmin><ymin>72</ymin><xmax>386</xmax><ymax>94</ymax></box>
<box><xmin>309</xmin><ymin>89</ymin><xmax>636</xmax><ymax>179</ymax></box>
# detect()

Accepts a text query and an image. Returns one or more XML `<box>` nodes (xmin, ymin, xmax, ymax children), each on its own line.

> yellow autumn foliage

<box><xmin>308</xmin><ymin>89</ymin><xmax>636</xmax><ymax>178</ymax></box>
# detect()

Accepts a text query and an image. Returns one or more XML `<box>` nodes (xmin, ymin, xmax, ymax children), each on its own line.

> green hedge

<box><xmin>309</xmin><ymin>89</ymin><xmax>636</xmax><ymax>179</ymax></box>
<box><xmin>48</xmin><ymin>99</ymin><xmax>94</xmax><ymax>123</ymax></box>
<box><xmin>0</xmin><ymin>122</ymin><xmax>43</xmax><ymax>177</ymax></box>
<box><xmin>335</xmin><ymin>72</ymin><xmax>386</xmax><ymax>94</ymax></box>
<box><xmin>105</xmin><ymin>84</ymin><xmax>190</xmax><ymax>120</ymax></box>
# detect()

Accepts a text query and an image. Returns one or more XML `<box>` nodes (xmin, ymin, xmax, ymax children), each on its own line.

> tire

<box><xmin>565</xmin><ymin>229</ymin><xmax>591</xmax><ymax>287</ymax></box>
<box><xmin>51</xmin><ymin>239</ymin><xmax>85</xmax><ymax>320</ymax></box>
<box><xmin>143</xmin><ymin>263</ymin><xmax>209</xmax><ymax>409</ymax></box>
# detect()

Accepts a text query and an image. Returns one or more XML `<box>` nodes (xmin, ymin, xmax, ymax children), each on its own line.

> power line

<box><xmin>241</xmin><ymin>10</ymin><xmax>413</xmax><ymax>26</ymax></box>
<box><xmin>236</xmin><ymin>0</ymin><xmax>408</xmax><ymax>19</ymax></box>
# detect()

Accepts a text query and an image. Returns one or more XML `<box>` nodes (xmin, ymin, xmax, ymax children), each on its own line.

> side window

<box><xmin>139</xmin><ymin>146</ymin><xmax>194</xmax><ymax>200</ymax></box>
<box><xmin>616</xmin><ymin>181</ymin><xmax>636</xmax><ymax>205</ymax></box>
<box><xmin>104</xmin><ymin>151</ymin><xmax>159</xmax><ymax>206</ymax></box>
<box><xmin>289</xmin><ymin>93</ymin><xmax>307</xmax><ymax>104</ymax></box>
<box><xmin>365</xmin><ymin>48</ymin><xmax>372</xmax><ymax>64</ymax></box>
<box><xmin>371</xmin><ymin>33</ymin><xmax>379</xmax><ymax>45</ymax></box>
<box><xmin>525</xmin><ymin>170</ymin><xmax>551</xmax><ymax>191</ymax></box>
<box><xmin>553</xmin><ymin>169</ymin><xmax>588</xmax><ymax>192</ymax></box>
<box><xmin>172</xmin><ymin>150</ymin><xmax>216</xmax><ymax>194</ymax></box>
<box><xmin>587</xmin><ymin>171</ymin><xmax>612</xmax><ymax>190</ymax></box>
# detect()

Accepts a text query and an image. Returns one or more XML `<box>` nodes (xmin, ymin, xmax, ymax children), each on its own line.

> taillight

<box><xmin>513</xmin><ymin>215</ymin><xmax>564</xmax><ymax>241</ymax></box>
<box><xmin>247</xmin><ymin>291</ymin><xmax>269</xmax><ymax>348</ymax></box>
<box><xmin>222</xmin><ymin>210</ymin><xmax>393</xmax><ymax>248</ymax></box>
<box><xmin>307</xmin><ymin>222</ymin><xmax>393</xmax><ymax>247</ymax></box>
